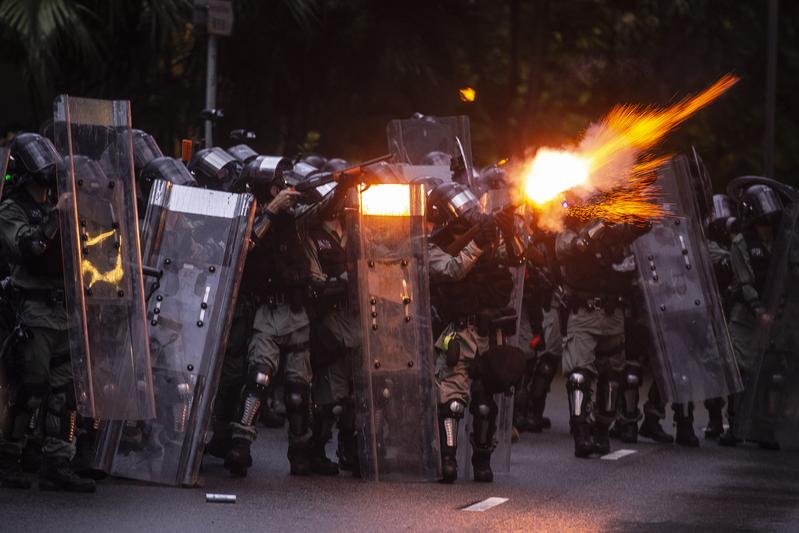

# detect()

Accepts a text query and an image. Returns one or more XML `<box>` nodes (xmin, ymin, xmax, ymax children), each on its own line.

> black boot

<box><xmin>617</xmin><ymin>422</ymin><xmax>639</xmax><ymax>444</ymax></box>
<box><xmin>572</xmin><ymin>421</ymin><xmax>594</xmax><ymax>458</ymax></box>
<box><xmin>336</xmin><ymin>400</ymin><xmax>360</xmax><ymax>477</ymax></box>
<box><xmin>469</xmin><ymin>383</ymin><xmax>497</xmax><ymax>482</ymax></box>
<box><xmin>471</xmin><ymin>443</ymin><xmax>494</xmax><ymax>483</ymax></box>
<box><xmin>286</xmin><ymin>382</ymin><xmax>312</xmax><ymax>476</ymax></box>
<box><xmin>0</xmin><ymin>452</ymin><xmax>30</xmax><ymax>489</ymax></box>
<box><xmin>438</xmin><ymin>401</ymin><xmax>464</xmax><ymax>483</ymax></box>
<box><xmin>673</xmin><ymin>403</ymin><xmax>699</xmax><ymax>447</ymax></box>
<box><xmin>310</xmin><ymin>404</ymin><xmax>339</xmax><ymax>476</ymax></box>
<box><xmin>567</xmin><ymin>371</ymin><xmax>596</xmax><ymax>458</ymax></box>
<box><xmin>72</xmin><ymin>421</ymin><xmax>106</xmax><ymax>480</ymax></box>
<box><xmin>639</xmin><ymin>414</ymin><xmax>674</xmax><ymax>443</ymax></box>
<box><xmin>224</xmin><ymin>438</ymin><xmax>253</xmax><ymax>477</ymax></box>
<box><xmin>206</xmin><ymin>431</ymin><xmax>232</xmax><ymax>459</ymax></box>
<box><xmin>39</xmin><ymin>458</ymin><xmax>95</xmax><ymax>493</ymax></box>
<box><xmin>527</xmin><ymin>354</ymin><xmax>557</xmax><ymax>433</ymax></box>
<box><xmin>593</xmin><ymin>424</ymin><xmax>611</xmax><ymax>455</ymax></box>
<box><xmin>20</xmin><ymin>439</ymin><xmax>43</xmax><ymax>474</ymax></box>
<box><xmin>704</xmin><ymin>397</ymin><xmax>725</xmax><ymax>439</ymax></box>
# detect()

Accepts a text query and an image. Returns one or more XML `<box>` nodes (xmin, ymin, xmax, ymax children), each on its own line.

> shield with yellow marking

<box><xmin>53</xmin><ymin>95</ymin><xmax>156</xmax><ymax>420</ymax></box>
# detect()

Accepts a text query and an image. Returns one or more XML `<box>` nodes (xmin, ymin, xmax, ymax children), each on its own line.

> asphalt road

<box><xmin>2</xmin><ymin>377</ymin><xmax>798</xmax><ymax>533</ymax></box>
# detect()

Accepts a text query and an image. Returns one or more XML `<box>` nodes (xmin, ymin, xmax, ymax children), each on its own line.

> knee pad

<box><xmin>439</xmin><ymin>400</ymin><xmax>466</xmax><ymax>449</ymax></box>
<box><xmin>284</xmin><ymin>382</ymin><xmax>310</xmax><ymax>412</ymax></box>
<box><xmin>624</xmin><ymin>367</ymin><xmax>641</xmax><ymax>389</ymax></box>
<box><xmin>537</xmin><ymin>354</ymin><xmax>559</xmax><ymax>380</ymax></box>
<box><xmin>246</xmin><ymin>364</ymin><xmax>272</xmax><ymax>395</ymax></box>
<box><xmin>439</xmin><ymin>400</ymin><xmax>466</xmax><ymax>420</ymax></box>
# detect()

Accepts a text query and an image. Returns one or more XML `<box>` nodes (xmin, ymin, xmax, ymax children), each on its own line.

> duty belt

<box><xmin>569</xmin><ymin>294</ymin><xmax>624</xmax><ymax>314</ymax></box>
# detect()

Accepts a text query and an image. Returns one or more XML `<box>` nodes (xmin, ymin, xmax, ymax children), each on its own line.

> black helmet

<box><xmin>10</xmin><ymin>133</ymin><xmax>61</xmax><ymax>186</ymax></box>
<box><xmin>61</xmin><ymin>155</ymin><xmax>108</xmax><ymax>193</ymax></box>
<box><xmin>235</xmin><ymin>155</ymin><xmax>293</xmax><ymax>203</ymax></box>
<box><xmin>708</xmin><ymin>194</ymin><xmax>737</xmax><ymax>233</ymax></box>
<box><xmin>322</xmin><ymin>158</ymin><xmax>349</xmax><ymax>172</ymax></box>
<box><xmin>288</xmin><ymin>161</ymin><xmax>319</xmax><ymax>187</ymax></box>
<box><xmin>301</xmin><ymin>153</ymin><xmax>327</xmax><ymax>169</ymax></box>
<box><xmin>227</xmin><ymin>144</ymin><xmax>259</xmax><ymax>164</ymax></box>
<box><xmin>740</xmin><ymin>184</ymin><xmax>782</xmax><ymax>226</ymax></box>
<box><xmin>427</xmin><ymin>181</ymin><xmax>479</xmax><ymax>226</ymax></box>
<box><xmin>140</xmin><ymin>157</ymin><xmax>197</xmax><ymax>198</ymax></box>
<box><xmin>189</xmin><ymin>147</ymin><xmax>242</xmax><ymax>189</ymax></box>
<box><xmin>130</xmin><ymin>129</ymin><xmax>164</xmax><ymax>174</ymax></box>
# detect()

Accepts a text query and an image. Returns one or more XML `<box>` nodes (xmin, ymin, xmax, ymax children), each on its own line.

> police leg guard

<box><xmin>616</xmin><ymin>367</ymin><xmax>642</xmax><ymax>444</ymax></box>
<box><xmin>528</xmin><ymin>354</ymin><xmax>558</xmax><ymax>432</ymax></box>
<box><xmin>438</xmin><ymin>400</ymin><xmax>465</xmax><ymax>484</ymax></box>
<box><xmin>567</xmin><ymin>371</ymin><xmax>595</xmax><ymax>458</ymax></box>
<box><xmin>639</xmin><ymin>382</ymin><xmax>674</xmax><ymax>444</ymax></box>
<box><xmin>72</xmin><ymin>417</ymin><xmax>106</xmax><ymax>480</ymax></box>
<box><xmin>40</xmin><ymin>386</ymin><xmax>95</xmax><ymax>493</ymax></box>
<box><xmin>593</xmin><ymin>374</ymin><xmax>620</xmax><ymax>455</ymax></box>
<box><xmin>673</xmin><ymin>402</ymin><xmax>699</xmax><ymax>447</ymax></box>
<box><xmin>285</xmin><ymin>381</ymin><xmax>312</xmax><ymax>476</ymax></box>
<box><xmin>310</xmin><ymin>403</ymin><xmax>339</xmax><ymax>476</ymax></box>
<box><xmin>336</xmin><ymin>399</ymin><xmax>359</xmax><ymax>477</ymax></box>
<box><xmin>703</xmin><ymin>397</ymin><xmax>725</xmax><ymax>439</ymax></box>
<box><xmin>470</xmin><ymin>389</ymin><xmax>498</xmax><ymax>483</ymax></box>
<box><xmin>224</xmin><ymin>365</ymin><xmax>271</xmax><ymax>477</ymax></box>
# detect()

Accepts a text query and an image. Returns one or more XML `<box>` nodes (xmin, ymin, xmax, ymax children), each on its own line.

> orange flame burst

<box><xmin>521</xmin><ymin>74</ymin><xmax>739</xmax><ymax>231</ymax></box>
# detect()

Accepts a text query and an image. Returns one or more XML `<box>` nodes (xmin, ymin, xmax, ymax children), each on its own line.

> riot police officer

<box><xmin>556</xmin><ymin>215</ymin><xmax>645</xmax><ymax>458</ymax></box>
<box><xmin>721</xmin><ymin>184</ymin><xmax>783</xmax><ymax>447</ymax></box>
<box><xmin>224</xmin><ymin>158</ymin><xmax>353</xmax><ymax>477</ymax></box>
<box><xmin>427</xmin><ymin>181</ymin><xmax>525</xmax><ymax>483</ymax></box>
<box><xmin>0</xmin><ymin>133</ymin><xmax>94</xmax><ymax>491</ymax></box>
<box><xmin>306</xmin><ymin>181</ymin><xmax>361</xmax><ymax>476</ymax></box>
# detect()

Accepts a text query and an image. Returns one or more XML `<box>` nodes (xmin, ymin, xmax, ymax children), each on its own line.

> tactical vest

<box><xmin>560</xmin><ymin>244</ymin><xmax>631</xmax><ymax>298</ymax></box>
<box><xmin>432</xmin><ymin>254</ymin><xmax>513</xmax><ymax>323</ymax></box>
<box><xmin>308</xmin><ymin>227</ymin><xmax>347</xmax><ymax>278</ymax></box>
<box><xmin>742</xmin><ymin>230</ymin><xmax>772</xmax><ymax>294</ymax></box>
<box><xmin>259</xmin><ymin>213</ymin><xmax>310</xmax><ymax>296</ymax></box>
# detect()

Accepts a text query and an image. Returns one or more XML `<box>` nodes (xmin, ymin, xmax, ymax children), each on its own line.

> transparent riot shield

<box><xmin>0</xmin><ymin>147</ymin><xmax>10</xmax><ymax>434</ymax></box>
<box><xmin>387</xmin><ymin>115</ymin><xmax>474</xmax><ymax>185</ymax></box>
<box><xmin>736</xmin><ymin>202</ymin><xmax>799</xmax><ymax>448</ymax></box>
<box><xmin>352</xmin><ymin>182</ymin><xmax>440</xmax><ymax>481</ymax></box>
<box><xmin>0</xmin><ymin>147</ymin><xmax>8</xmax><ymax>199</ymax></box>
<box><xmin>94</xmin><ymin>182</ymin><xmax>255</xmax><ymax>485</ymax></box>
<box><xmin>632</xmin><ymin>155</ymin><xmax>742</xmax><ymax>403</ymax></box>
<box><xmin>53</xmin><ymin>95</ymin><xmax>155</xmax><ymax>420</ymax></box>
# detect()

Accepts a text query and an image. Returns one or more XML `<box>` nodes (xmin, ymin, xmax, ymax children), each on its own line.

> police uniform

<box><xmin>556</xmin><ymin>222</ymin><xmax>636</xmax><ymax>458</ymax></box>
<box><xmin>306</xmin><ymin>219</ymin><xmax>361</xmax><ymax>475</ymax></box>
<box><xmin>226</xmin><ymin>194</ymin><xmax>341</xmax><ymax>476</ymax></box>
<box><xmin>0</xmin><ymin>188</ymin><xmax>92</xmax><ymax>491</ymax></box>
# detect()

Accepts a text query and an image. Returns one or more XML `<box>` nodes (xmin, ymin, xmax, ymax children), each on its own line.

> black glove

<box><xmin>494</xmin><ymin>209</ymin><xmax>516</xmax><ymax>234</ymax></box>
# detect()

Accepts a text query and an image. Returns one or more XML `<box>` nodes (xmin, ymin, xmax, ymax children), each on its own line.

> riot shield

<box><xmin>352</xmin><ymin>182</ymin><xmax>440</xmax><ymax>481</ymax></box>
<box><xmin>95</xmin><ymin>182</ymin><xmax>255</xmax><ymax>485</ymax></box>
<box><xmin>632</xmin><ymin>155</ymin><xmax>742</xmax><ymax>403</ymax></box>
<box><xmin>0</xmin><ymin>147</ymin><xmax>10</xmax><ymax>434</ymax></box>
<box><xmin>736</xmin><ymin>202</ymin><xmax>799</xmax><ymax>448</ymax></box>
<box><xmin>387</xmin><ymin>115</ymin><xmax>474</xmax><ymax>185</ymax></box>
<box><xmin>53</xmin><ymin>95</ymin><xmax>155</xmax><ymax>420</ymax></box>
<box><xmin>0</xmin><ymin>147</ymin><xmax>8</xmax><ymax>199</ymax></box>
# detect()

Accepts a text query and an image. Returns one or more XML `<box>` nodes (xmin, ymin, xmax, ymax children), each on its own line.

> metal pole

<box><xmin>205</xmin><ymin>33</ymin><xmax>218</xmax><ymax>148</ymax></box>
<box><xmin>764</xmin><ymin>0</ymin><xmax>778</xmax><ymax>178</ymax></box>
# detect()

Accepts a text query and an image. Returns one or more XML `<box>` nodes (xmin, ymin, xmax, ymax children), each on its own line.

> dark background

<box><xmin>0</xmin><ymin>0</ymin><xmax>796</xmax><ymax>189</ymax></box>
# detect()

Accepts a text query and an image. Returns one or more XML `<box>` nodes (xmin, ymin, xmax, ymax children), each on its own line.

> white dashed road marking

<box><xmin>600</xmin><ymin>449</ymin><xmax>637</xmax><ymax>461</ymax></box>
<box><xmin>462</xmin><ymin>497</ymin><xmax>509</xmax><ymax>512</ymax></box>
